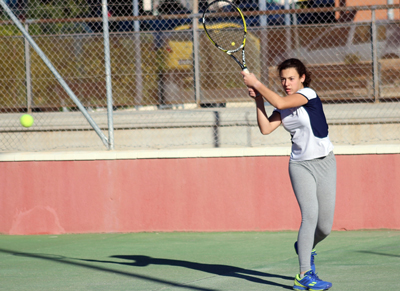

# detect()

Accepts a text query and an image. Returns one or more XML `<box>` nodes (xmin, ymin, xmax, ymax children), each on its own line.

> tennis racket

<box><xmin>202</xmin><ymin>0</ymin><xmax>249</xmax><ymax>74</ymax></box>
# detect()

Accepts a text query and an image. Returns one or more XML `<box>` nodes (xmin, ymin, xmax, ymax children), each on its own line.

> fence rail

<box><xmin>0</xmin><ymin>1</ymin><xmax>399</xmax><ymax>152</ymax></box>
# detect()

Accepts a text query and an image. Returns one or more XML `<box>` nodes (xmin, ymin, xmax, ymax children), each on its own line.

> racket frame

<box><xmin>202</xmin><ymin>0</ymin><xmax>249</xmax><ymax>72</ymax></box>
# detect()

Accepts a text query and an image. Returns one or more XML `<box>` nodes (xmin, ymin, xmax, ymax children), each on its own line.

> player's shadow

<box><xmin>357</xmin><ymin>250</ymin><xmax>400</xmax><ymax>258</ymax></box>
<box><xmin>80</xmin><ymin>255</ymin><xmax>293</xmax><ymax>289</ymax></box>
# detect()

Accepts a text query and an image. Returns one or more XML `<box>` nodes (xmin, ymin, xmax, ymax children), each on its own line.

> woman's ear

<box><xmin>300</xmin><ymin>74</ymin><xmax>306</xmax><ymax>84</ymax></box>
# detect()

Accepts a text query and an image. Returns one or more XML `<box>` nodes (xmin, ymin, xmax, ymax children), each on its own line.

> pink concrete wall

<box><xmin>1</xmin><ymin>154</ymin><xmax>399</xmax><ymax>235</ymax></box>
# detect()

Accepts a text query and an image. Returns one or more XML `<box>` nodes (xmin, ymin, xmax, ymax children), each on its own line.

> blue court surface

<box><xmin>1</xmin><ymin>230</ymin><xmax>399</xmax><ymax>290</ymax></box>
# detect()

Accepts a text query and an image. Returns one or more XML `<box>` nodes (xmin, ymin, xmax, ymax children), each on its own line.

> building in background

<box><xmin>335</xmin><ymin>0</ymin><xmax>400</xmax><ymax>21</ymax></box>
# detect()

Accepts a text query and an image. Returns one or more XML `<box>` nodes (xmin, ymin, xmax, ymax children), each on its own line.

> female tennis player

<box><xmin>241</xmin><ymin>58</ymin><xmax>336</xmax><ymax>291</ymax></box>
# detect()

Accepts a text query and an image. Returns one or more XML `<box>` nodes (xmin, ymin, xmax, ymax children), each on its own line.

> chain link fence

<box><xmin>0</xmin><ymin>0</ymin><xmax>399</xmax><ymax>152</ymax></box>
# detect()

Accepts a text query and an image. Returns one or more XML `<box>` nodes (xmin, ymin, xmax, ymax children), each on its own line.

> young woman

<box><xmin>241</xmin><ymin>58</ymin><xmax>336</xmax><ymax>291</ymax></box>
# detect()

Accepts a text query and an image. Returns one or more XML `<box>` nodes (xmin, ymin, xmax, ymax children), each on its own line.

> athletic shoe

<box><xmin>293</xmin><ymin>270</ymin><xmax>332</xmax><ymax>290</ymax></box>
<box><xmin>294</xmin><ymin>241</ymin><xmax>317</xmax><ymax>273</ymax></box>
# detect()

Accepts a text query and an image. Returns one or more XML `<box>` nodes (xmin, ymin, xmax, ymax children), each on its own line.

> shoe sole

<box><xmin>293</xmin><ymin>286</ymin><xmax>331</xmax><ymax>291</ymax></box>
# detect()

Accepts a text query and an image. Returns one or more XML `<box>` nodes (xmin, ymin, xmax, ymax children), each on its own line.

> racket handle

<box><xmin>242</xmin><ymin>68</ymin><xmax>250</xmax><ymax>74</ymax></box>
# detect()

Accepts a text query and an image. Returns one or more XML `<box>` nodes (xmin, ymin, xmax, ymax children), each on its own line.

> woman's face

<box><xmin>280</xmin><ymin>68</ymin><xmax>305</xmax><ymax>96</ymax></box>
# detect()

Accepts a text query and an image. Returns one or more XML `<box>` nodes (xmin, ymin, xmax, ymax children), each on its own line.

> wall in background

<box><xmin>1</xmin><ymin>151</ymin><xmax>399</xmax><ymax>235</ymax></box>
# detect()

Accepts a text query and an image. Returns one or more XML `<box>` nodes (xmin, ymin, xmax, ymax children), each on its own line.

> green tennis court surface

<box><xmin>1</xmin><ymin>230</ymin><xmax>399</xmax><ymax>290</ymax></box>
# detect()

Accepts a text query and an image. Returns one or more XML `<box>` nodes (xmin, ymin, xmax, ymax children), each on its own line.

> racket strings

<box><xmin>202</xmin><ymin>0</ymin><xmax>248</xmax><ymax>70</ymax></box>
<box><xmin>202</xmin><ymin>0</ymin><xmax>246</xmax><ymax>52</ymax></box>
<box><xmin>205</xmin><ymin>26</ymin><xmax>244</xmax><ymax>51</ymax></box>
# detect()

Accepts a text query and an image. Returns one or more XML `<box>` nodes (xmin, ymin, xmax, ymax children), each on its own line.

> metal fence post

<box><xmin>388</xmin><ymin>0</ymin><xmax>394</xmax><ymax>20</ymax></box>
<box><xmin>102</xmin><ymin>0</ymin><xmax>114</xmax><ymax>150</ymax></box>
<box><xmin>133</xmin><ymin>0</ymin><xmax>143</xmax><ymax>106</ymax></box>
<box><xmin>24</xmin><ymin>21</ymin><xmax>32</xmax><ymax>113</ymax></box>
<box><xmin>371</xmin><ymin>8</ymin><xmax>380</xmax><ymax>103</ymax></box>
<box><xmin>292</xmin><ymin>1</ymin><xmax>299</xmax><ymax>58</ymax></box>
<box><xmin>193</xmin><ymin>0</ymin><xmax>201</xmax><ymax>107</ymax></box>
<box><xmin>259</xmin><ymin>3</ymin><xmax>269</xmax><ymax>87</ymax></box>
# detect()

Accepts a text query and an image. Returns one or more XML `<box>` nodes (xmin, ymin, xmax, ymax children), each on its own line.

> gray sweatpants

<box><xmin>288</xmin><ymin>151</ymin><xmax>336</xmax><ymax>273</ymax></box>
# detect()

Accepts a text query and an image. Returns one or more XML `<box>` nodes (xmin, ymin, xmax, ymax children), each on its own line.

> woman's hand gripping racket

<box><xmin>202</xmin><ymin>0</ymin><xmax>249</xmax><ymax>74</ymax></box>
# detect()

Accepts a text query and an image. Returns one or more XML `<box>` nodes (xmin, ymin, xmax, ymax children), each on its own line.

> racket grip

<box><xmin>242</xmin><ymin>68</ymin><xmax>250</xmax><ymax>74</ymax></box>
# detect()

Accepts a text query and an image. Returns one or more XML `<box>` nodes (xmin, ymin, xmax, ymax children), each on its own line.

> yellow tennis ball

<box><xmin>231</xmin><ymin>42</ymin><xmax>235</xmax><ymax>46</ymax></box>
<box><xmin>20</xmin><ymin>114</ymin><xmax>34</xmax><ymax>128</ymax></box>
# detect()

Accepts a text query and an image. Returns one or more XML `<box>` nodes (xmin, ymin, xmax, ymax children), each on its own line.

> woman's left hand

<box><xmin>248</xmin><ymin>87</ymin><xmax>261</xmax><ymax>99</ymax></box>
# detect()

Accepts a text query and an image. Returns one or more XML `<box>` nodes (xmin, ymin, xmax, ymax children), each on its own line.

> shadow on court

<box><xmin>2</xmin><ymin>231</ymin><xmax>400</xmax><ymax>290</ymax></box>
<box><xmin>357</xmin><ymin>250</ymin><xmax>400</xmax><ymax>258</ymax></box>
<box><xmin>0</xmin><ymin>248</ymin><xmax>218</xmax><ymax>291</ymax></box>
<box><xmin>80</xmin><ymin>255</ymin><xmax>293</xmax><ymax>289</ymax></box>
<box><xmin>0</xmin><ymin>248</ymin><xmax>293</xmax><ymax>290</ymax></box>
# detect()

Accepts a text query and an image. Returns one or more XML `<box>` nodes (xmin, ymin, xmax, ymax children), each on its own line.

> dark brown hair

<box><xmin>277</xmin><ymin>58</ymin><xmax>312</xmax><ymax>88</ymax></box>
